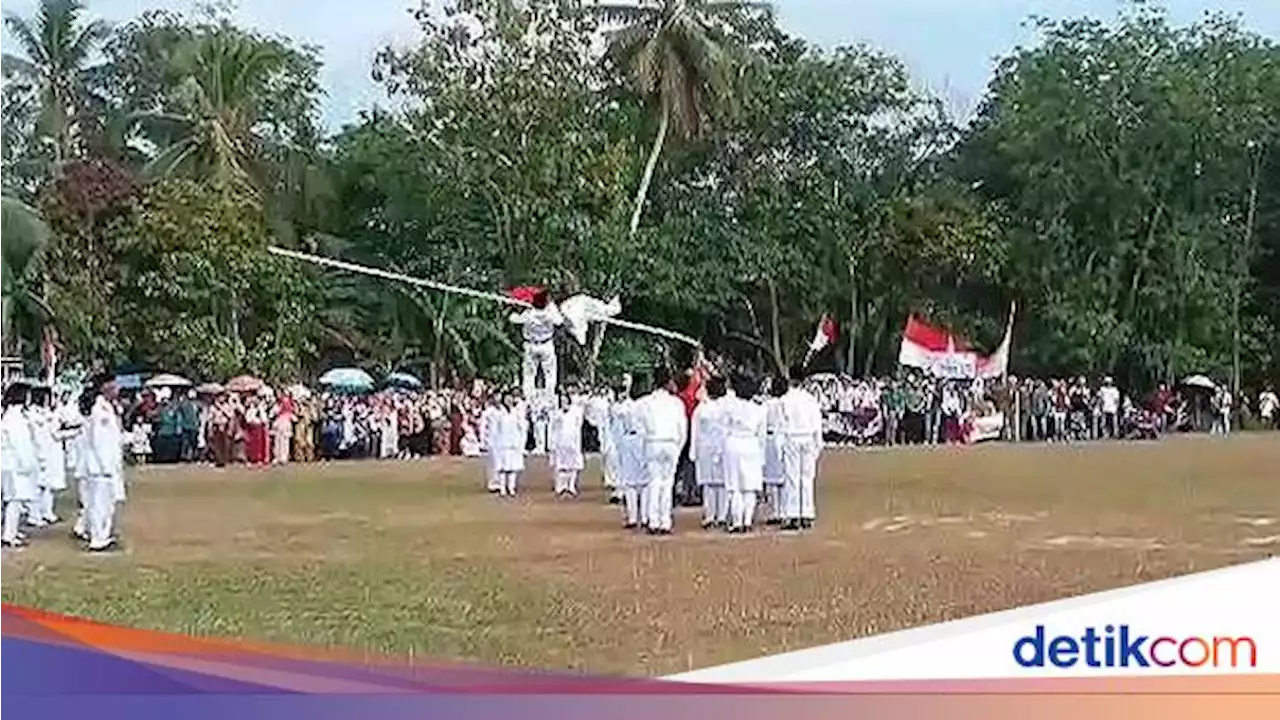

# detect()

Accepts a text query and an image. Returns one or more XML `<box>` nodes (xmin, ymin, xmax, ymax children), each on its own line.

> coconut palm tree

<box><xmin>1</xmin><ymin>194</ymin><xmax>54</xmax><ymax>357</ymax></box>
<box><xmin>1</xmin><ymin>0</ymin><xmax>111</xmax><ymax>174</ymax></box>
<box><xmin>582</xmin><ymin>0</ymin><xmax>768</xmax><ymax>236</ymax></box>
<box><xmin>137</xmin><ymin>27</ymin><xmax>291</xmax><ymax>197</ymax></box>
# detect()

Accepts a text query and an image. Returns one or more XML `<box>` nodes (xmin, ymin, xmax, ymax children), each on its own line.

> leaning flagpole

<box><xmin>268</xmin><ymin>246</ymin><xmax>701</xmax><ymax>348</ymax></box>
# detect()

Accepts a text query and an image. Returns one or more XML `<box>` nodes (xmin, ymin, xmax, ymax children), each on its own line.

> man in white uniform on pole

<box><xmin>779</xmin><ymin>365</ymin><xmax>824</xmax><ymax>531</ymax></box>
<box><xmin>639</xmin><ymin>367</ymin><xmax>687</xmax><ymax>535</ymax></box>
<box><xmin>508</xmin><ymin>289</ymin><xmax>563</xmax><ymax>399</ymax></box>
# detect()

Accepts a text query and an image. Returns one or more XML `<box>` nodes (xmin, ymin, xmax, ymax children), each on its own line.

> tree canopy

<box><xmin>1</xmin><ymin>0</ymin><xmax>1276</xmax><ymax>393</ymax></box>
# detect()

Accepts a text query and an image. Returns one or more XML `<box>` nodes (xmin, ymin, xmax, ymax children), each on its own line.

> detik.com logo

<box><xmin>1013</xmin><ymin>625</ymin><xmax>1258</xmax><ymax>669</ymax></box>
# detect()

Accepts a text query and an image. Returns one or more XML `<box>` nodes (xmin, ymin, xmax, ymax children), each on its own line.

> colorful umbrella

<box><xmin>145</xmin><ymin>373</ymin><xmax>193</xmax><ymax>388</ymax></box>
<box><xmin>384</xmin><ymin>371</ymin><xmax>423</xmax><ymax>390</ymax></box>
<box><xmin>226</xmin><ymin>375</ymin><xmax>264</xmax><ymax>393</ymax></box>
<box><xmin>318</xmin><ymin>367</ymin><xmax>375</xmax><ymax>391</ymax></box>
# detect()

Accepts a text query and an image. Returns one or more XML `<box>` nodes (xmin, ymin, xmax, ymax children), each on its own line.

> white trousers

<box><xmin>643</xmin><ymin>442</ymin><xmax>680</xmax><ymax>531</ymax></box>
<box><xmin>521</xmin><ymin>340</ymin><xmax>557</xmax><ymax>398</ymax></box>
<box><xmin>85</xmin><ymin>476</ymin><xmax>118</xmax><ymax>549</ymax></box>
<box><xmin>30</xmin><ymin>486</ymin><xmax>57</xmax><ymax>525</ymax></box>
<box><xmin>554</xmin><ymin>469</ymin><xmax>580</xmax><ymax>495</ymax></box>
<box><xmin>73</xmin><ymin>477</ymin><xmax>88</xmax><ymax>538</ymax></box>
<box><xmin>2</xmin><ymin>499</ymin><xmax>28</xmax><ymax>543</ymax></box>
<box><xmin>781</xmin><ymin>440</ymin><xmax>819</xmax><ymax>520</ymax></box>
<box><xmin>728</xmin><ymin>490</ymin><xmax>758</xmax><ymax>530</ymax></box>
<box><xmin>764</xmin><ymin>486</ymin><xmax>781</xmax><ymax>520</ymax></box>
<box><xmin>272</xmin><ymin>426</ymin><xmax>291</xmax><ymax>464</ymax></box>
<box><xmin>701</xmin><ymin>486</ymin><xmax>727</xmax><ymax>525</ymax></box>
<box><xmin>485</xmin><ymin>452</ymin><xmax>500</xmax><ymax>491</ymax></box>
<box><xmin>623</xmin><ymin>487</ymin><xmax>643</xmax><ymax>526</ymax></box>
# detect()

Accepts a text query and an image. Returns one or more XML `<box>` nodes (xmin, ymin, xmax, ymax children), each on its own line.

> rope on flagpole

<box><xmin>269</xmin><ymin>246</ymin><xmax>702</xmax><ymax>348</ymax></box>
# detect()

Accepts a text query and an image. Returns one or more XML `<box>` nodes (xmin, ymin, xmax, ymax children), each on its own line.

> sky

<box><xmin>3</xmin><ymin>0</ymin><xmax>1278</xmax><ymax>129</ymax></box>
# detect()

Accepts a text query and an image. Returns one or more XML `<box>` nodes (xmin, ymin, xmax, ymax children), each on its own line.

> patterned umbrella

<box><xmin>145</xmin><ymin>373</ymin><xmax>193</xmax><ymax>388</ymax></box>
<box><xmin>318</xmin><ymin>367</ymin><xmax>375</xmax><ymax>392</ymax></box>
<box><xmin>384</xmin><ymin>371</ymin><xmax>423</xmax><ymax>390</ymax></box>
<box><xmin>225</xmin><ymin>375</ymin><xmax>264</xmax><ymax>393</ymax></box>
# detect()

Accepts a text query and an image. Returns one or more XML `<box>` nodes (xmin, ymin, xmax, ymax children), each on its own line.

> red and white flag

<box><xmin>809</xmin><ymin>313</ymin><xmax>838</xmax><ymax>354</ymax></box>
<box><xmin>506</xmin><ymin>285</ymin><xmax>545</xmax><ymax>305</ymax></box>
<box><xmin>898</xmin><ymin>303</ymin><xmax>1015</xmax><ymax>379</ymax></box>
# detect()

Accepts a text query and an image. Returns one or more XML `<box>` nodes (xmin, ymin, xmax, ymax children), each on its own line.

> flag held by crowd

<box><xmin>897</xmin><ymin>303</ymin><xmax>1016</xmax><ymax>379</ymax></box>
<box><xmin>809</xmin><ymin>313</ymin><xmax>838</xmax><ymax>354</ymax></box>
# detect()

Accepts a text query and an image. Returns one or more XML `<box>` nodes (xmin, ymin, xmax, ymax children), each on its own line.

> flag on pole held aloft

<box><xmin>809</xmin><ymin>313</ymin><xmax>838</xmax><ymax>354</ymax></box>
<box><xmin>506</xmin><ymin>286</ymin><xmax>544</xmax><ymax>305</ymax></box>
<box><xmin>897</xmin><ymin>302</ymin><xmax>1016</xmax><ymax>379</ymax></box>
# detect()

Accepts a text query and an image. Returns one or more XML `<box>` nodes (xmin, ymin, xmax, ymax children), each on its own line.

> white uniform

<box><xmin>56</xmin><ymin>402</ymin><xmax>86</xmax><ymax>528</ymax></box>
<box><xmin>31</xmin><ymin>404</ymin><xmax>70</xmax><ymax>526</ymax></box>
<box><xmin>551</xmin><ymin>403</ymin><xmax>586</xmax><ymax>496</ymax></box>
<box><xmin>492</xmin><ymin>405</ymin><xmax>529</xmax><ymax>496</ymax></box>
<box><xmin>509</xmin><ymin>304</ymin><xmax>564</xmax><ymax>399</ymax></box>
<box><xmin>479</xmin><ymin>403</ymin><xmax>502</xmax><ymax>491</ymax></box>
<box><xmin>78</xmin><ymin>396</ymin><xmax>125</xmax><ymax>550</ymax></box>
<box><xmin>585</xmin><ymin>394</ymin><xmax>619</xmax><ymax>496</ymax></box>
<box><xmin>639</xmin><ymin>389</ymin><xmax>688</xmax><ymax>533</ymax></box>
<box><xmin>720</xmin><ymin>393</ymin><xmax>767</xmax><ymax>531</ymax></box>
<box><xmin>762</xmin><ymin>397</ymin><xmax>785</xmax><ymax>522</ymax></box>
<box><xmin>779</xmin><ymin>386</ymin><xmax>824</xmax><ymax>524</ymax></box>
<box><xmin>612</xmin><ymin>397</ymin><xmax>646</xmax><ymax>526</ymax></box>
<box><xmin>2</xmin><ymin>405</ymin><xmax>39</xmax><ymax>544</ymax></box>
<box><xmin>690</xmin><ymin>397</ymin><xmax>727</xmax><ymax>527</ymax></box>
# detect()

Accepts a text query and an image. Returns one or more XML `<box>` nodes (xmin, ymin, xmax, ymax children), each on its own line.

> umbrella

<box><xmin>1180</xmin><ymin>375</ymin><xmax>1216</xmax><ymax>391</ymax></box>
<box><xmin>226</xmin><ymin>375</ymin><xmax>265</xmax><ymax>393</ymax></box>
<box><xmin>145</xmin><ymin>373</ymin><xmax>193</xmax><ymax>388</ymax></box>
<box><xmin>286</xmin><ymin>383</ymin><xmax>312</xmax><ymax>399</ymax></box>
<box><xmin>319</xmin><ymin>367</ymin><xmax>375</xmax><ymax>391</ymax></box>
<box><xmin>114</xmin><ymin>373</ymin><xmax>144</xmax><ymax>390</ymax></box>
<box><xmin>385</xmin><ymin>371</ymin><xmax>423</xmax><ymax>390</ymax></box>
<box><xmin>196</xmin><ymin>382</ymin><xmax>225</xmax><ymax>395</ymax></box>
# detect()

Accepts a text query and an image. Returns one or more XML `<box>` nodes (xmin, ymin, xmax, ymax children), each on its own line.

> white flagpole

<box><xmin>268</xmin><ymin>247</ymin><xmax>530</xmax><ymax>307</ymax></box>
<box><xmin>269</xmin><ymin>246</ymin><xmax>701</xmax><ymax>347</ymax></box>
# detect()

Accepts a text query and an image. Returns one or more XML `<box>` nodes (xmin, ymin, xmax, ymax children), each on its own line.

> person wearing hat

<box><xmin>2</xmin><ymin>381</ymin><xmax>38</xmax><ymax>548</ymax></box>
<box><xmin>508</xmin><ymin>288</ymin><xmax>564</xmax><ymax>400</ymax></box>
<box><xmin>75</xmin><ymin>374</ymin><xmax>126</xmax><ymax>552</ymax></box>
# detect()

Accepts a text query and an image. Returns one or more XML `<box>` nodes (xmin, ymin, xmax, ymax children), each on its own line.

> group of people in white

<box><xmin>475</xmin><ymin>364</ymin><xmax>825</xmax><ymax>535</ymax></box>
<box><xmin>1</xmin><ymin>375</ymin><xmax>125</xmax><ymax>552</ymax></box>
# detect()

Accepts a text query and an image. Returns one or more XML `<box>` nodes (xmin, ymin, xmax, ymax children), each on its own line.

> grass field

<box><xmin>3</xmin><ymin>434</ymin><xmax>1278</xmax><ymax>676</ymax></box>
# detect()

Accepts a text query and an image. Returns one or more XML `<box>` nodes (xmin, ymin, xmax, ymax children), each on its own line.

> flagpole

<box><xmin>269</xmin><ymin>246</ymin><xmax>702</xmax><ymax>348</ymax></box>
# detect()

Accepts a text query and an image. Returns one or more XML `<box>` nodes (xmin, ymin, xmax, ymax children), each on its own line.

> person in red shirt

<box><xmin>674</xmin><ymin>350</ymin><xmax>713</xmax><ymax>506</ymax></box>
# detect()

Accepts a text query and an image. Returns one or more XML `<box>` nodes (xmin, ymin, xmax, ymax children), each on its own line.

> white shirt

<box><xmin>1099</xmin><ymin>385</ymin><xmax>1121</xmax><ymax>414</ymax></box>
<box><xmin>1259</xmin><ymin>391</ymin><xmax>1278</xmax><ymax>419</ymax></box>
<box><xmin>720</xmin><ymin>394</ymin><xmax>767</xmax><ymax>442</ymax></box>
<box><xmin>779</xmin><ymin>387</ymin><xmax>824</xmax><ymax>444</ymax></box>
<box><xmin>639</xmin><ymin>389</ymin><xmax>688</xmax><ymax>445</ymax></box>
<box><xmin>689</xmin><ymin>397</ymin><xmax>724</xmax><ymax>459</ymax></box>
<box><xmin>83</xmin><ymin>396</ymin><xmax>123</xmax><ymax>479</ymax></box>
<box><xmin>509</xmin><ymin>303</ymin><xmax>564</xmax><ymax>344</ymax></box>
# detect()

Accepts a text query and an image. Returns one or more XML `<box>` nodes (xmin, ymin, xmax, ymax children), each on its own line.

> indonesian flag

<box><xmin>809</xmin><ymin>313</ymin><xmax>838</xmax><ymax>354</ymax></box>
<box><xmin>507</xmin><ymin>285</ymin><xmax>545</xmax><ymax>305</ymax></box>
<box><xmin>898</xmin><ymin>302</ymin><xmax>1016</xmax><ymax>379</ymax></box>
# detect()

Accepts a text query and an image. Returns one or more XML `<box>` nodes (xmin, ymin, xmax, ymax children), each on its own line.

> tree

<box><xmin>1</xmin><ymin>0</ymin><xmax>111</xmax><ymax>175</ymax></box>
<box><xmin>1</xmin><ymin>195</ymin><xmax>54</xmax><ymax>357</ymax></box>
<box><xmin>584</xmin><ymin>0</ymin><xmax>768</xmax><ymax>236</ymax></box>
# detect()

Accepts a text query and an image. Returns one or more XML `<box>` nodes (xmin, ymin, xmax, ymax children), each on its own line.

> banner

<box><xmin>898</xmin><ymin>303</ymin><xmax>1015</xmax><ymax>379</ymax></box>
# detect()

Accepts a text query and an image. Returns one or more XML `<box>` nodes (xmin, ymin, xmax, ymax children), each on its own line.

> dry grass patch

<box><xmin>4</xmin><ymin>434</ymin><xmax>1277</xmax><ymax>675</ymax></box>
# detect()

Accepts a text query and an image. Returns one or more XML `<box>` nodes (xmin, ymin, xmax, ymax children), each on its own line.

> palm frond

<box><xmin>2</xmin><ymin>14</ymin><xmax>48</xmax><ymax>66</ymax></box>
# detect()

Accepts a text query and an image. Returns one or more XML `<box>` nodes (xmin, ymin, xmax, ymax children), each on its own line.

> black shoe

<box><xmin>701</xmin><ymin>520</ymin><xmax>715</xmax><ymax>530</ymax></box>
<box><xmin>623</xmin><ymin>522</ymin><xmax>638</xmax><ymax>530</ymax></box>
<box><xmin>800</xmin><ymin>520</ymin><xmax>814</xmax><ymax>530</ymax></box>
<box><xmin>608</xmin><ymin>496</ymin><xmax>622</xmax><ymax>505</ymax></box>
<box><xmin>765</xmin><ymin>518</ymin><xmax>782</xmax><ymax>526</ymax></box>
<box><xmin>780</xmin><ymin>520</ymin><xmax>799</xmax><ymax>531</ymax></box>
<box><xmin>2</xmin><ymin>539</ymin><xmax>27</xmax><ymax>549</ymax></box>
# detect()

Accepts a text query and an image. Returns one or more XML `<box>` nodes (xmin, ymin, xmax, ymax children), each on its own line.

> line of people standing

<box><xmin>476</xmin><ymin>362</ymin><xmax>825</xmax><ymax>536</ymax></box>
<box><xmin>2</xmin><ymin>375</ymin><xmax>126</xmax><ymax>553</ymax></box>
